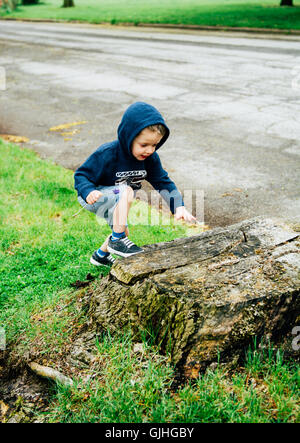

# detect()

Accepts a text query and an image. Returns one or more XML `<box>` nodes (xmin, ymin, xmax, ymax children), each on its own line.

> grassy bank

<box><xmin>0</xmin><ymin>139</ymin><xmax>199</xmax><ymax>355</ymax></box>
<box><xmin>0</xmin><ymin>140</ymin><xmax>299</xmax><ymax>423</ymax></box>
<box><xmin>42</xmin><ymin>335</ymin><xmax>300</xmax><ymax>423</ymax></box>
<box><xmin>1</xmin><ymin>0</ymin><xmax>300</xmax><ymax>30</ymax></box>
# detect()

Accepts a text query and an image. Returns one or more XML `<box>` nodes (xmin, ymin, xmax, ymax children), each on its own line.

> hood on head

<box><xmin>117</xmin><ymin>102</ymin><xmax>170</xmax><ymax>158</ymax></box>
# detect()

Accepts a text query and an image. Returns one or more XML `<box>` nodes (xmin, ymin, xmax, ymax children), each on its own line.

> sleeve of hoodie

<box><xmin>146</xmin><ymin>152</ymin><xmax>184</xmax><ymax>214</ymax></box>
<box><xmin>74</xmin><ymin>148</ymin><xmax>108</xmax><ymax>202</ymax></box>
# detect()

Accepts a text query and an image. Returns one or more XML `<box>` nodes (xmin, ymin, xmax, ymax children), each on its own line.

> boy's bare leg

<box><xmin>108</xmin><ymin>189</ymin><xmax>143</xmax><ymax>256</ymax></box>
<box><xmin>99</xmin><ymin>234</ymin><xmax>110</xmax><ymax>253</ymax></box>
<box><xmin>113</xmin><ymin>186</ymin><xmax>134</xmax><ymax>233</ymax></box>
<box><xmin>91</xmin><ymin>188</ymin><xmax>133</xmax><ymax>265</ymax></box>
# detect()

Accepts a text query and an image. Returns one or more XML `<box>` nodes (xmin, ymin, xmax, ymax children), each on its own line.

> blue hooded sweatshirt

<box><xmin>74</xmin><ymin>102</ymin><xmax>184</xmax><ymax>214</ymax></box>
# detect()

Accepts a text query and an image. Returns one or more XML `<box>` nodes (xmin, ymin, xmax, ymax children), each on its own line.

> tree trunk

<box><xmin>21</xmin><ymin>0</ymin><xmax>40</xmax><ymax>5</ymax></box>
<box><xmin>3</xmin><ymin>0</ymin><xmax>18</xmax><ymax>10</ymax></box>
<box><xmin>63</xmin><ymin>0</ymin><xmax>75</xmax><ymax>7</ymax></box>
<box><xmin>85</xmin><ymin>217</ymin><xmax>300</xmax><ymax>377</ymax></box>
<box><xmin>280</xmin><ymin>0</ymin><xmax>294</xmax><ymax>6</ymax></box>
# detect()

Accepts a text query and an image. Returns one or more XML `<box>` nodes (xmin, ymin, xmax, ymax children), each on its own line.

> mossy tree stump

<box><xmin>87</xmin><ymin>218</ymin><xmax>300</xmax><ymax>376</ymax></box>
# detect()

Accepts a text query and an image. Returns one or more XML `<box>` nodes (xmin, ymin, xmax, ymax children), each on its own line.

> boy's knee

<box><xmin>120</xmin><ymin>185</ymin><xmax>134</xmax><ymax>203</ymax></box>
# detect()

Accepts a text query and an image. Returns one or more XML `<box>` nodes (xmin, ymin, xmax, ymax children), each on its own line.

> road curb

<box><xmin>139</xmin><ymin>22</ymin><xmax>300</xmax><ymax>36</ymax></box>
<box><xmin>0</xmin><ymin>17</ymin><xmax>300</xmax><ymax>36</ymax></box>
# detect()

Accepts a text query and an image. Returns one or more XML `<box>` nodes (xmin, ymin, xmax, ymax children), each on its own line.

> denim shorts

<box><xmin>78</xmin><ymin>184</ymin><xmax>128</xmax><ymax>229</ymax></box>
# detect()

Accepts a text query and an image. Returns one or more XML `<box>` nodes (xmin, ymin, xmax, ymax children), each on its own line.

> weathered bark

<box><xmin>86</xmin><ymin>217</ymin><xmax>299</xmax><ymax>376</ymax></box>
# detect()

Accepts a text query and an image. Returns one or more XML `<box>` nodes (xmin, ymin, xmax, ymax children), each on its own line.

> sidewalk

<box><xmin>1</xmin><ymin>16</ymin><xmax>300</xmax><ymax>37</ymax></box>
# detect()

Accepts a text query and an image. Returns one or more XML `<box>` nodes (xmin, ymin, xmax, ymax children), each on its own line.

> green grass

<box><xmin>40</xmin><ymin>333</ymin><xmax>300</xmax><ymax>423</ymax></box>
<box><xmin>0</xmin><ymin>140</ymin><xmax>299</xmax><ymax>423</ymax></box>
<box><xmin>1</xmin><ymin>0</ymin><xmax>300</xmax><ymax>30</ymax></box>
<box><xmin>0</xmin><ymin>139</ymin><xmax>200</xmax><ymax>356</ymax></box>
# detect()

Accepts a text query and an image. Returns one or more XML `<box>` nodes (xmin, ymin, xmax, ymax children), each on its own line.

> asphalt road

<box><xmin>0</xmin><ymin>21</ymin><xmax>299</xmax><ymax>227</ymax></box>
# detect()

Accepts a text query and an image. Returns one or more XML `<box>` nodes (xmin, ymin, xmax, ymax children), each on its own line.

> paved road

<box><xmin>0</xmin><ymin>21</ymin><xmax>299</xmax><ymax>227</ymax></box>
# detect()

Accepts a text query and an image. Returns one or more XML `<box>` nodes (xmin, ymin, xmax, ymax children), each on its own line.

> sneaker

<box><xmin>107</xmin><ymin>235</ymin><xmax>143</xmax><ymax>258</ymax></box>
<box><xmin>90</xmin><ymin>251</ymin><xmax>116</xmax><ymax>267</ymax></box>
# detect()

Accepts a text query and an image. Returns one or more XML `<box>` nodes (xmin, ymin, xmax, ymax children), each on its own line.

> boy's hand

<box><xmin>175</xmin><ymin>206</ymin><xmax>197</xmax><ymax>224</ymax></box>
<box><xmin>86</xmin><ymin>190</ymin><xmax>103</xmax><ymax>204</ymax></box>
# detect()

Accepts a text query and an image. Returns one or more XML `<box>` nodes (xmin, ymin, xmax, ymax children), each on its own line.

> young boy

<box><xmin>74</xmin><ymin>101</ymin><xmax>196</xmax><ymax>267</ymax></box>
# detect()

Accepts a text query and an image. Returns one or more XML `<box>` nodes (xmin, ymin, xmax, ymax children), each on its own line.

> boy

<box><xmin>74</xmin><ymin>102</ymin><xmax>196</xmax><ymax>267</ymax></box>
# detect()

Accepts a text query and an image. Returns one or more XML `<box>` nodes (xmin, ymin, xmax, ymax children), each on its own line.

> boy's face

<box><xmin>131</xmin><ymin>128</ymin><xmax>163</xmax><ymax>161</ymax></box>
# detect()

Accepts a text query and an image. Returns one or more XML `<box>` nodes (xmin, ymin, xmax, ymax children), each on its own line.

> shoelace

<box><xmin>121</xmin><ymin>237</ymin><xmax>135</xmax><ymax>248</ymax></box>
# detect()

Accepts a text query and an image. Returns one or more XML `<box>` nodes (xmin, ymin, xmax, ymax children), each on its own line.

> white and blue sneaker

<box><xmin>107</xmin><ymin>235</ymin><xmax>143</xmax><ymax>258</ymax></box>
<box><xmin>90</xmin><ymin>251</ymin><xmax>116</xmax><ymax>267</ymax></box>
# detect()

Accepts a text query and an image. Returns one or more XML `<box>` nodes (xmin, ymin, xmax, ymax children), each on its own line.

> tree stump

<box><xmin>87</xmin><ymin>218</ymin><xmax>300</xmax><ymax>376</ymax></box>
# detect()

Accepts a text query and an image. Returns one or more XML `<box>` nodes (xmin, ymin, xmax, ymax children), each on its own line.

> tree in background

<box><xmin>2</xmin><ymin>0</ymin><xmax>18</xmax><ymax>10</ymax></box>
<box><xmin>63</xmin><ymin>0</ymin><xmax>75</xmax><ymax>7</ymax></box>
<box><xmin>1</xmin><ymin>0</ymin><xmax>39</xmax><ymax>6</ymax></box>
<box><xmin>21</xmin><ymin>0</ymin><xmax>40</xmax><ymax>4</ymax></box>
<box><xmin>280</xmin><ymin>0</ymin><xmax>294</xmax><ymax>5</ymax></box>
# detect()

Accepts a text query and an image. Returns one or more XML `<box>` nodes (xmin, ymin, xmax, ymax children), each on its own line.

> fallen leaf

<box><xmin>70</xmin><ymin>279</ymin><xmax>91</xmax><ymax>289</ymax></box>
<box><xmin>60</xmin><ymin>130</ymin><xmax>80</xmax><ymax>136</ymax></box>
<box><xmin>133</xmin><ymin>343</ymin><xmax>145</xmax><ymax>354</ymax></box>
<box><xmin>0</xmin><ymin>134</ymin><xmax>29</xmax><ymax>143</ymax></box>
<box><xmin>49</xmin><ymin>121</ymin><xmax>87</xmax><ymax>132</ymax></box>
<box><xmin>221</xmin><ymin>192</ymin><xmax>234</xmax><ymax>197</ymax></box>
<box><xmin>52</xmin><ymin>213</ymin><xmax>62</xmax><ymax>223</ymax></box>
<box><xmin>0</xmin><ymin>401</ymin><xmax>9</xmax><ymax>417</ymax></box>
